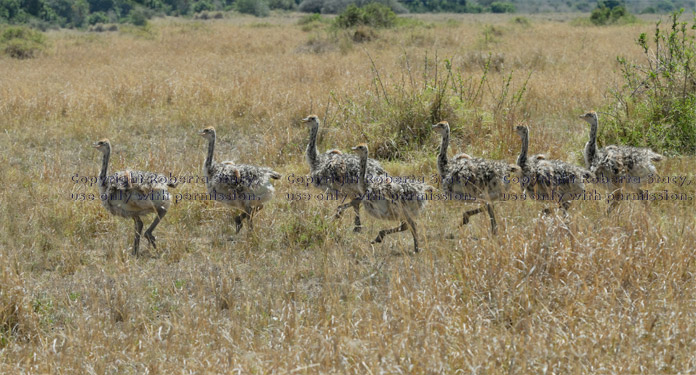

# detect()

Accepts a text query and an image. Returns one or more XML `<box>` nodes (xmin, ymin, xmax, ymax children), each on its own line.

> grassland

<box><xmin>0</xmin><ymin>12</ymin><xmax>695</xmax><ymax>373</ymax></box>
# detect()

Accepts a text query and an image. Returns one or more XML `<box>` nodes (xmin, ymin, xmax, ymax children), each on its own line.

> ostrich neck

<box><xmin>99</xmin><ymin>148</ymin><xmax>110</xmax><ymax>188</ymax></box>
<box><xmin>586</xmin><ymin>119</ymin><xmax>598</xmax><ymax>165</ymax></box>
<box><xmin>517</xmin><ymin>131</ymin><xmax>528</xmax><ymax>169</ymax></box>
<box><xmin>437</xmin><ymin>131</ymin><xmax>449</xmax><ymax>177</ymax></box>
<box><xmin>205</xmin><ymin>135</ymin><xmax>215</xmax><ymax>175</ymax></box>
<box><xmin>358</xmin><ymin>152</ymin><xmax>368</xmax><ymax>195</ymax></box>
<box><xmin>306</xmin><ymin>125</ymin><xmax>319</xmax><ymax>170</ymax></box>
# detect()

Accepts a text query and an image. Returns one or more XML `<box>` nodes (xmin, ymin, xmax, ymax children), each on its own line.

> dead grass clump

<box><xmin>352</xmin><ymin>26</ymin><xmax>377</xmax><ymax>42</ymax></box>
<box><xmin>194</xmin><ymin>11</ymin><xmax>224</xmax><ymax>20</ymax></box>
<box><xmin>0</xmin><ymin>264</ymin><xmax>39</xmax><ymax>347</ymax></box>
<box><xmin>296</xmin><ymin>33</ymin><xmax>338</xmax><ymax>54</ymax></box>
<box><xmin>462</xmin><ymin>51</ymin><xmax>505</xmax><ymax>72</ymax></box>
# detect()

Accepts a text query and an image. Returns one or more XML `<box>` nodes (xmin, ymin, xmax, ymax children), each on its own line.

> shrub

<box><xmin>128</xmin><ymin>7</ymin><xmax>149</xmax><ymax>26</ymax></box>
<box><xmin>267</xmin><ymin>0</ymin><xmax>297</xmax><ymax>10</ymax></box>
<box><xmin>490</xmin><ymin>1</ymin><xmax>514</xmax><ymax>13</ymax></box>
<box><xmin>87</xmin><ymin>11</ymin><xmax>109</xmax><ymax>25</ymax></box>
<box><xmin>298</xmin><ymin>13</ymin><xmax>324</xmax><ymax>25</ymax></box>
<box><xmin>298</xmin><ymin>0</ymin><xmax>324</xmax><ymax>13</ymax></box>
<box><xmin>335</xmin><ymin>3</ymin><xmax>396</xmax><ymax>28</ymax></box>
<box><xmin>399</xmin><ymin>0</ymin><xmax>467</xmax><ymax>13</ymax></box>
<box><xmin>590</xmin><ymin>0</ymin><xmax>635</xmax><ymax>25</ymax></box>
<box><xmin>192</xmin><ymin>1</ymin><xmax>214</xmax><ymax>13</ymax></box>
<box><xmin>299</xmin><ymin>0</ymin><xmax>406</xmax><ymax>14</ymax></box>
<box><xmin>512</xmin><ymin>16</ymin><xmax>530</xmax><ymax>26</ymax></box>
<box><xmin>0</xmin><ymin>26</ymin><xmax>47</xmax><ymax>59</ymax></box>
<box><xmin>351</xmin><ymin>25</ymin><xmax>376</xmax><ymax>42</ymax></box>
<box><xmin>601</xmin><ymin>10</ymin><xmax>696</xmax><ymax>154</ymax></box>
<box><xmin>236</xmin><ymin>0</ymin><xmax>270</xmax><ymax>17</ymax></box>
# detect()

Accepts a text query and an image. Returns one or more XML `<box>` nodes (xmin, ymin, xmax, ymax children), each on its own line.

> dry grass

<box><xmin>0</xmin><ymin>13</ymin><xmax>695</xmax><ymax>373</ymax></box>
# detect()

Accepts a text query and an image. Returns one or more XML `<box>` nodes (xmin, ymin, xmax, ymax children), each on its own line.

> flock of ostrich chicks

<box><xmin>93</xmin><ymin>111</ymin><xmax>664</xmax><ymax>255</ymax></box>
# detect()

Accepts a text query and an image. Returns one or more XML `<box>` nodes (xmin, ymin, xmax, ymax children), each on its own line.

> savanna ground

<box><xmin>1</xmin><ymin>11</ymin><xmax>695</xmax><ymax>373</ymax></box>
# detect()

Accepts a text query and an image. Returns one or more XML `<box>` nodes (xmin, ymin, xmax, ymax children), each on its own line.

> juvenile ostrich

<box><xmin>199</xmin><ymin>127</ymin><xmax>281</xmax><ymax>234</ymax></box>
<box><xmin>302</xmin><ymin>115</ymin><xmax>387</xmax><ymax>232</ymax></box>
<box><xmin>580</xmin><ymin>111</ymin><xmax>664</xmax><ymax>209</ymax></box>
<box><xmin>515</xmin><ymin>125</ymin><xmax>592</xmax><ymax>212</ymax></box>
<box><xmin>94</xmin><ymin>139</ymin><xmax>177</xmax><ymax>256</ymax></box>
<box><xmin>352</xmin><ymin>143</ymin><xmax>433</xmax><ymax>253</ymax></box>
<box><xmin>432</xmin><ymin>121</ymin><xmax>520</xmax><ymax>234</ymax></box>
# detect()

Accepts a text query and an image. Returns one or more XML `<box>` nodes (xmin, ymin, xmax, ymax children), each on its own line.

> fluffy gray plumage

<box><xmin>303</xmin><ymin>115</ymin><xmax>386</xmax><ymax>231</ymax></box>
<box><xmin>515</xmin><ymin>125</ymin><xmax>592</xmax><ymax>210</ymax></box>
<box><xmin>352</xmin><ymin>143</ymin><xmax>433</xmax><ymax>253</ymax></box>
<box><xmin>199</xmin><ymin>127</ymin><xmax>280</xmax><ymax>233</ymax></box>
<box><xmin>432</xmin><ymin>121</ymin><xmax>519</xmax><ymax>233</ymax></box>
<box><xmin>95</xmin><ymin>139</ymin><xmax>177</xmax><ymax>256</ymax></box>
<box><xmin>580</xmin><ymin>111</ymin><xmax>663</xmax><ymax>196</ymax></box>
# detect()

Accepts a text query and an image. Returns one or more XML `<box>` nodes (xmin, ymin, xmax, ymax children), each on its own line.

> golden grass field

<box><xmin>1</xmin><ymin>12</ymin><xmax>695</xmax><ymax>373</ymax></box>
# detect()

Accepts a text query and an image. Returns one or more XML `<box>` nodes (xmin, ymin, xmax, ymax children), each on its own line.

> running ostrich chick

<box><xmin>302</xmin><ymin>115</ymin><xmax>387</xmax><ymax>232</ymax></box>
<box><xmin>352</xmin><ymin>143</ymin><xmax>433</xmax><ymax>253</ymax></box>
<box><xmin>515</xmin><ymin>125</ymin><xmax>593</xmax><ymax>213</ymax></box>
<box><xmin>432</xmin><ymin>121</ymin><xmax>520</xmax><ymax>234</ymax></box>
<box><xmin>94</xmin><ymin>139</ymin><xmax>178</xmax><ymax>256</ymax></box>
<box><xmin>580</xmin><ymin>111</ymin><xmax>664</xmax><ymax>210</ymax></box>
<box><xmin>199</xmin><ymin>127</ymin><xmax>281</xmax><ymax>235</ymax></box>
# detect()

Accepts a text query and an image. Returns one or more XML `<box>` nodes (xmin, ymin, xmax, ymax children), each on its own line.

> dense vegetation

<box><xmin>589</xmin><ymin>0</ymin><xmax>636</xmax><ymax>25</ymax></box>
<box><xmin>602</xmin><ymin>10</ymin><xmax>696</xmax><ymax>154</ymax></box>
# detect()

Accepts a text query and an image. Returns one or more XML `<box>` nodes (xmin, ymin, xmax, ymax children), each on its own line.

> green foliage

<box><xmin>267</xmin><ymin>0</ymin><xmax>296</xmax><ymax>10</ymax></box>
<box><xmin>86</xmin><ymin>11</ymin><xmax>109</xmax><ymax>25</ymax></box>
<box><xmin>0</xmin><ymin>25</ymin><xmax>46</xmax><ymax>58</ymax></box>
<box><xmin>297</xmin><ymin>12</ymin><xmax>328</xmax><ymax>31</ymax></box>
<box><xmin>236</xmin><ymin>0</ymin><xmax>270</xmax><ymax>16</ymax></box>
<box><xmin>192</xmin><ymin>0</ymin><xmax>214</xmax><ymax>13</ymax></box>
<box><xmin>490</xmin><ymin>1</ymin><xmax>514</xmax><ymax>13</ymax></box>
<box><xmin>399</xmin><ymin>0</ymin><xmax>468</xmax><ymax>13</ymax></box>
<box><xmin>511</xmin><ymin>16</ymin><xmax>530</xmax><ymax>26</ymax></box>
<box><xmin>336</xmin><ymin>52</ymin><xmax>529</xmax><ymax>160</ymax></box>
<box><xmin>590</xmin><ymin>0</ymin><xmax>635</xmax><ymax>25</ymax></box>
<box><xmin>298</xmin><ymin>13</ymin><xmax>323</xmax><ymax>25</ymax></box>
<box><xmin>602</xmin><ymin>10</ymin><xmax>696</xmax><ymax>154</ymax></box>
<box><xmin>299</xmin><ymin>0</ymin><xmax>406</xmax><ymax>14</ymax></box>
<box><xmin>128</xmin><ymin>7</ymin><xmax>148</xmax><ymax>26</ymax></box>
<box><xmin>335</xmin><ymin>3</ymin><xmax>396</xmax><ymax>29</ymax></box>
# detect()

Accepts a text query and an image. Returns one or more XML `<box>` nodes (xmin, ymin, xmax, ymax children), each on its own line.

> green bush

<box><xmin>601</xmin><ymin>10</ymin><xmax>696</xmax><ymax>154</ymax></box>
<box><xmin>590</xmin><ymin>0</ymin><xmax>635</xmax><ymax>25</ymax></box>
<box><xmin>298</xmin><ymin>13</ymin><xmax>324</xmax><ymax>25</ymax></box>
<box><xmin>0</xmin><ymin>26</ymin><xmax>46</xmax><ymax>59</ymax></box>
<box><xmin>192</xmin><ymin>1</ymin><xmax>214</xmax><ymax>13</ymax></box>
<box><xmin>335</xmin><ymin>3</ymin><xmax>396</xmax><ymax>28</ymax></box>
<box><xmin>236</xmin><ymin>0</ymin><xmax>270</xmax><ymax>17</ymax></box>
<box><xmin>490</xmin><ymin>1</ymin><xmax>514</xmax><ymax>13</ymax></box>
<box><xmin>86</xmin><ymin>11</ymin><xmax>109</xmax><ymax>25</ymax></box>
<box><xmin>128</xmin><ymin>7</ymin><xmax>149</xmax><ymax>26</ymax></box>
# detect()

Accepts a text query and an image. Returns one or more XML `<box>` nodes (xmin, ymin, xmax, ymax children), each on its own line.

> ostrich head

<box><xmin>579</xmin><ymin>111</ymin><xmax>598</xmax><ymax>125</ymax></box>
<box><xmin>302</xmin><ymin>115</ymin><xmax>320</xmax><ymax>129</ymax></box>
<box><xmin>431</xmin><ymin>121</ymin><xmax>450</xmax><ymax>136</ymax></box>
<box><xmin>515</xmin><ymin>125</ymin><xmax>529</xmax><ymax>138</ymax></box>
<box><xmin>351</xmin><ymin>143</ymin><xmax>369</xmax><ymax>157</ymax></box>
<box><xmin>94</xmin><ymin>139</ymin><xmax>111</xmax><ymax>153</ymax></box>
<box><xmin>198</xmin><ymin>126</ymin><xmax>216</xmax><ymax>140</ymax></box>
